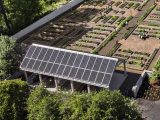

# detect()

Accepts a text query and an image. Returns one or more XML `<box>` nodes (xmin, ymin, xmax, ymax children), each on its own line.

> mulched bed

<box><xmin>137</xmin><ymin>75</ymin><xmax>160</xmax><ymax>101</ymax></box>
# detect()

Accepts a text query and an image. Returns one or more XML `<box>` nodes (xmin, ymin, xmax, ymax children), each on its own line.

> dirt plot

<box><xmin>119</xmin><ymin>35</ymin><xmax>160</xmax><ymax>54</ymax></box>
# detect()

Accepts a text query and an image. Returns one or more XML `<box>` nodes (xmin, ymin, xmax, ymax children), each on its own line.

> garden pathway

<box><xmin>137</xmin><ymin>99</ymin><xmax>160</xmax><ymax>120</ymax></box>
<box><xmin>98</xmin><ymin>0</ymin><xmax>155</xmax><ymax>56</ymax></box>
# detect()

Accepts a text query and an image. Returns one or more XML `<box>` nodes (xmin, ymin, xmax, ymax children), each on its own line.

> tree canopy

<box><xmin>0</xmin><ymin>79</ymin><xmax>29</xmax><ymax>120</ymax></box>
<box><xmin>1</xmin><ymin>0</ymin><xmax>70</xmax><ymax>34</ymax></box>
<box><xmin>0</xmin><ymin>35</ymin><xmax>23</xmax><ymax>80</ymax></box>
<box><xmin>27</xmin><ymin>87</ymin><xmax>143</xmax><ymax>120</ymax></box>
<box><xmin>27</xmin><ymin>86</ymin><xmax>62</xmax><ymax>120</ymax></box>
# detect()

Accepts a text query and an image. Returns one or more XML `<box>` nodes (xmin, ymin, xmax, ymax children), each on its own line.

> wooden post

<box><xmin>87</xmin><ymin>85</ymin><xmax>91</xmax><ymax>93</ymax></box>
<box><xmin>70</xmin><ymin>81</ymin><xmax>74</xmax><ymax>93</ymax></box>
<box><xmin>39</xmin><ymin>74</ymin><xmax>42</xmax><ymax>85</ymax></box>
<box><xmin>124</xmin><ymin>61</ymin><xmax>127</xmax><ymax>76</ymax></box>
<box><xmin>24</xmin><ymin>71</ymin><xmax>28</xmax><ymax>82</ymax></box>
<box><xmin>54</xmin><ymin>78</ymin><xmax>58</xmax><ymax>91</ymax></box>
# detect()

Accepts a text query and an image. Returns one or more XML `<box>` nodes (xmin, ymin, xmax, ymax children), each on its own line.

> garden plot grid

<box><xmin>112</xmin><ymin>4</ymin><xmax>160</xmax><ymax>71</ymax></box>
<box><xmin>133</xmin><ymin>5</ymin><xmax>160</xmax><ymax>39</ymax></box>
<box><xmin>23</xmin><ymin>0</ymin><xmax>148</xmax><ymax>53</ymax></box>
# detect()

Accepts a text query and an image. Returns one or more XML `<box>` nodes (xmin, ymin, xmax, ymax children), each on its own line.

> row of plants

<box><xmin>119</xmin><ymin>2</ymin><xmax>128</xmax><ymax>9</ymax></box>
<box><xmin>113</xmin><ymin>1</ymin><xmax>140</xmax><ymax>9</ymax></box>
<box><xmin>134</xmin><ymin>26</ymin><xmax>160</xmax><ymax>39</ymax></box>
<box><xmin>138</xmin><ymin>0</ymin><xmax>150</xmax><ymax>10</ymax></box>
<box><xmin>139</xmin><ymin>4</ymin><xmax>155</xmax><ymax>22</ymax></box>
<box><xmin>83</xmin><ymin>0</ymin><xmax>106</xmax><ymax>7</ymax></box>
<box><xmin>114</xmin><ymin>48</ymin><xmax>153</xmax><ymax>70</ymax></box>
<box><xmin>132</xmin><ymin>3</ymin><xmax>140</xmax><ymax>9</ymax></box>
<box><xmin>114</xmin><ymin>1</ymin><xmax>121</xmax><ymax>7</ymax></box>
<box><xmin>125</xmin><ymin>2</ymin><xmax>134</xmax><ymax>9</ymax></box>
<box><xmin>150</xmin><ymin>59</ymin><xmax>160</xmax><ymax>86</ymax></box>
<box><xmin>124</xmin><ymin>25</ymin><xmax>138</xmax><ymax>39</ymax></box>
<box><xmin>0</xmin><ymin>79</ymin><xmax>143</xmax><ymax>120</ymax></box>
<box><xmin>93</xmin><ymin>16</ymin><xmax>133</xmax><ymax>54</ymax></box>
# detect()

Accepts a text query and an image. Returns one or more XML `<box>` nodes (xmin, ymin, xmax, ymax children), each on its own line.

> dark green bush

<box><xmin>27</xmin><ymin>87</ymin><xmax>143</xmax><ymax>120</ymax></box>
<box><xmin>27</xmin><ymin>86</ymin><xmax>62</xmax><ymax>120</ymax></box>
<box><xmin>0</xmin><ymin>79</ymin><xmax>29</xmax><ymax>120</ymax></box>
<box><xmin>0</xmin><ymin>35</ymin><xmax>23</xmax><ymax>80</ymax></box>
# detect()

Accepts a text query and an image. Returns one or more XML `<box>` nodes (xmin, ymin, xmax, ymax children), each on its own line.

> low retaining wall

<box><xmin>11</xmin><ymin>0</ymin><xmax>84</xmax><ymax>41</ymax></box>
<box><xmin>132</xmin><ymin>70</ymin><xmax>152</xmax><ymax>98</ymax></box>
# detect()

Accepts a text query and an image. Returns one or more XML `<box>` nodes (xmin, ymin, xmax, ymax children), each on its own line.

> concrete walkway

<box><xmin>98</xmin><ymin>0</ymin><xmax>155</xmax><ymax>56</ymax></box>
<box><xmin>137</xmin><ymin>99</ymin><xmax>160</xmax><ymax>120</ymax></box>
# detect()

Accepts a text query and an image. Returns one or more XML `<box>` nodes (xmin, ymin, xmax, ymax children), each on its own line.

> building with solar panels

<box><xmin>20</xmin><ymin>44</ymin><xmax>127</xmax><ymax>93</ymax></box>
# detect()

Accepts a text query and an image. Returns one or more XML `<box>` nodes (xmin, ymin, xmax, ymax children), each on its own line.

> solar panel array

<box><xmin>20</xmin><ymin>44</ymin><xmax>118</xmax><ymax>88</ymax></box>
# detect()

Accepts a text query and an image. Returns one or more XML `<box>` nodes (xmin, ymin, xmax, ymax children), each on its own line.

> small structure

<box><xmin>20</xmin><ymin>44</ymin><xmax>127</xmax><ymax>92</ymax></box>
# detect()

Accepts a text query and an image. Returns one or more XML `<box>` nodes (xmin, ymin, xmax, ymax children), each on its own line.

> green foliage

<box><xmin>0</xmin><ymin>79</ymin><xmax>29</xmax><ymax>120</ymax></box>
<box><xmin>87</xmin><ymin>91</ymin><xmax>142</xmax><ymax>120</ymax></box>
<box><xmin>0</xmin><ymin>35</ymin><xmax>23</xmax><ymax>80</ymax></box>
<box><xmin>2</xmin><ymin>0</ymin><xmax>43</xmax><ymax>33</ymax></box>
<box><xmin>27</xmin><ymin>86</ymin><xmax>61</xmax><ymax>120</ymax></box>
<box><xmin>139</xmin><ymin>5</ymin><xmax>155</xmax><ymax>22</ymax></box>
<box><xmin>1</xmin><ymin>0</ymin><xmax>70</xmax><ymax>34</ymax></box>
<box><xmin>7</xmin><ymin>85</ymin><xmax>142</xmax><ymax>120</ymax></box>
<box><xmin>119</xmin><ymin>16</ymin><xmax>133</xmax><ymax>28</ymax></box>
<box><xmin>60</xmin><ymin>90</ymin><xmax>142</xmax><ymax>120</ymax></box>
<box><xmin>150</xmin><ymin>60</ymin><xmax>160</xmax><ymax>82</ymax></box>
<box><xmin>60</xmin><ymin>93</ymin><xmax>92</xmax><ymax>120</ymax></box>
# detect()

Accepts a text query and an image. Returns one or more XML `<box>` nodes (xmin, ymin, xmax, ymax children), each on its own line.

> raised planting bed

<box><xmin>119</xmin><ymin>2</ymin><xmax>128</xmax><ymax>9</ymax></box>
<box><xmin>101</xmin><ymin>16</ymin><xmax>112</xmax><ymax>23</ymax></box>
<box><xmin>74</xmin><ymin>42</ymin><xmax>97</xmax><ymax>49</ymax></box>
<box><xmin>108</xmin><ymin>1</ymin><xmax>114</xmax><ymax>6</ymax></box>
<box><xmin>85</xmin><ymin>34</ymin><xmax>104</xmax><ymax>40</ymax></box>
<box><xmin>108</xmin><ymin>16</ymin><xmax>119</xmax><ymax>24</ymax></box>
<box><xmin>137</xmin><ymin>70</ymin><xmax>160</xmax><ymax>101</ymax></box>
<box><xmin>114</xmin><ymin>1</ymin><xmax>122</xmax><ymax>7</ymax></box>
<box><xmin>132</xmin><ymin>3</ymin><xmax>140</xmax><ymax>9</ymax></box>
<box><xmin>105</xmin><ymin>8</ymin><xmax>112</xmax><ymax>14</ymax></box>
<box><xmin>116</xmin><ymin>17</ymin><xmax>126</xmax><ymax>25</ymax></box>
<box><xmin>66</xmin><ymin>46</ymin><xmax>93</xmax><ymax>53</ymax></box>
<box><xmin>113</xmin><ymin>48</ymin><xmax>155</xmax><ymax>71</ymax></box>
<box><xmin>93</xmin><ymin>16</ymin><xmax>101</xmax><ymax>23</ymax></box>
<box><xmin>125</xmin><ymin>2</ymin><xmax>134</xmax><ymax>9</ymax></box>
<box><xmin>81</xmin><ymin>39</ymin><xmax>101</xmax><ymax>44</ymax></box>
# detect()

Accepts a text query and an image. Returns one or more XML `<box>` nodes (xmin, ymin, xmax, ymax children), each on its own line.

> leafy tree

<box><xmin>1</xmin><ymin>0</ymin><xmax>70</xmax><ymax>34</ymax></box>
<box><xmin>60</xmin><ymin>93</ymin><xmax>92</xmax><ymax>120</ymax></box>
<box><xmin>27</xmin><ymin>86</ymin><xmax>61</xmax><ymax>120</ymax></box>
<box><xmin>27</xmin><ymin>88</ymin><xmax>142</xmax><ymax>120</ymax></box>
<box><xmin>0</xmin><ymin>79</ymin><xmax>29</xmax><ymax>120</ymax></box>
<box><xmin>1</xmin><ymin>0</ymin><xmax>43</xmax><ymax>34</ymax></box>
<box><xmin>86</xmin><ymin>90</ymin><xmax>142</xmax><ymax>120</ymax></box>
<box><xmin>60</xmin><ymin>90</ymin><xmax>142</xmax><ymax>120</ymax></box>
<box><xmin>0</xmin><ymin>35</ymin><xmax>23</xmax><ymax>80</ymax></box>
